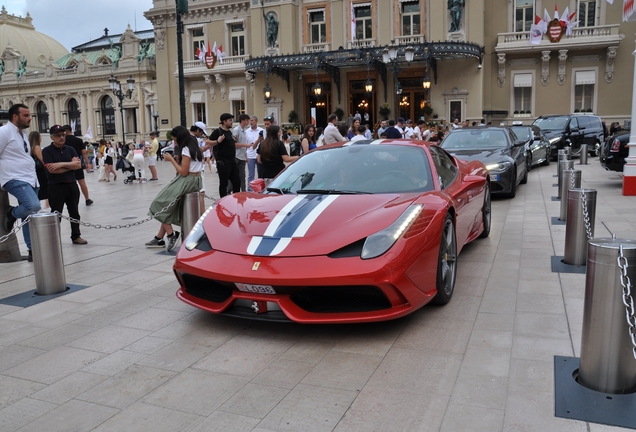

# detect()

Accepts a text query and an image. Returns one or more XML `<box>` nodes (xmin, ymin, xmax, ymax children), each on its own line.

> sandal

<box><xmin>114</xmin><ymin>174</ymin><xmax>117</xmax><ymax>181</ymax></box>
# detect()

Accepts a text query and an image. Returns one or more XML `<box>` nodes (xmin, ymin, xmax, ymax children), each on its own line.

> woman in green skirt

<box><xmin>145</xmin><ymin>126</ymin><xmax>207</xmax><ymax>251</ymax></box>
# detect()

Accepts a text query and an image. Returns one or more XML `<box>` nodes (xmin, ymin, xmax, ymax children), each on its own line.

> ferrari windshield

<box><xmin>533</xmin><ymin>116</ymin><xmax>568</xmax><ymax>131</ymax></box>
<box><xmin>268</xmin><ymin>144</ymin><xmax>434</xmax><ymax>194</ymax></box>
<box><xmin>441</xmin><ymin>129</ymin><xmax>509</xmax><ymax>149</ymax></box>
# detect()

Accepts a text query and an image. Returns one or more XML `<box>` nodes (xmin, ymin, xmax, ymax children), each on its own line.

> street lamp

<box><xmin>152</xmin><ymin>111</ymin><xmax>159</xmax><ymax>135</ymax></box>
<box><xmin>382</xmin><ymin>42</ymin><xmax>415</xmax><ymax>119</ymax></box>
<box><xmin>312</xmin><ymin>55</ymin><xmax>323</xmax><ymax>97</ymax></box>
<box><xmin>263</xmin><ymin>59</ymin><xmax>272</xmax><ymax>103</ymax></box>
<box><xmin>109</xmin><ymin>74</ymin><xmax>135</xmax><ymax>142</ymax></box>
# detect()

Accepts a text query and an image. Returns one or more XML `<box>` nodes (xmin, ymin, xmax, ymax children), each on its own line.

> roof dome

<box><xmin>0</xmin><ymin>7</ymin><xmax>69</xmax><ymax>71</ymax></box>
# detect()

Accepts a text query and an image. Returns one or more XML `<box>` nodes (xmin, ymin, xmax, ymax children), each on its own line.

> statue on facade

<box><xmin>261</xmin><ymin>0</ymin><xmax>279</xmax><ymax>48</ymax></box>
<box><xmin>137</xmin><ymin>40</ymin><xmax>149</xmax><ymax>63</ymax></box>
<box><xmin>448</xmin><ymin>0</ymin><xmax>465</xmax><ymax>33</ymax></box>
<box><xmin>109</xmin><ymin>42</ymin><xmax>122</xmax><ymax>69</ymax></box>
<box><xmin>0</xmin><ymin>60</ymin><xmax>4</xmax><ymax>80</ymax></box>
<box><xmin>16</xmin><ymin>56</ymin><xmax>26</xmax><ymax>78</ymax></box>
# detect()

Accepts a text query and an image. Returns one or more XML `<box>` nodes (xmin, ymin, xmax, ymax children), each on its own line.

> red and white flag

<box><xmin>529</xmin><ymin>15</ymin><xmax>544</xmax><ymax>44</ymax></box>
<box><xmin>624</xmin><ymin>0</ymin><xmax>634</xmax><ymax>21</ymax></box>
<box><xmin>216</xmin><ymin>44</ymin><xmax>225</xmax><ymax>64</ymax></box>
<box><xmin>350</xmin><ymin>1</ymin><xmax>356</xmax><ymax>41</ymax></box>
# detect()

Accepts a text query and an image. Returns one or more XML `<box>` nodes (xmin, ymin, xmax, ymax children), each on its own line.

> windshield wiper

<box><xmin>266</xmin><ymin>187</ymin><xmax>291</xmax><ymax>194</ymax></box>
<box><xmin>296</xmin><ymin>189</ymin><xmax>371</xmax><ymax>195</ymax></box>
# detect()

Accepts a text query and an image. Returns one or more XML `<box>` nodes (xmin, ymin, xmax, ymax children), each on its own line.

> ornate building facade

<box><xmin>0</xmin><ymin>7</ymin><xmax>157</xmax><ymax>142</ymax></box>
<box><xmin>144</xmin><ymin>0</ymin><xmax>636</xmax><ymax>130</ymax></box>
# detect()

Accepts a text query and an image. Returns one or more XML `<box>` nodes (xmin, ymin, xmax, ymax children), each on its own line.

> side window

<box><xmin>429</xmin><ymin>146</ymin><xmax>458</xmax><ymax>189</ymax></box>
<box><xmin>577</xmin><ymin>116</ymin><xmax>590</xmax><ymax>129</ymax></box>
<box><xmin>569</xmin><ymin>117</ymin><xmax>579</xmax><ymax>130</ymax></box>
<box><xmin>590</xmin><ymin>117</ymin><xmax>602</xmax><ymax>129</ymax></box>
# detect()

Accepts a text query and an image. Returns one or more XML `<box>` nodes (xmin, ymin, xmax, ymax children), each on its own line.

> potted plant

<box><xmin>288</xmin><ymin>110</ymin><xmax>300</xmax><ymax>124</ymax></box>
<box><xmin>423</xmin><ymin>105</ymin><xmax>433</xmax><ymax>120</ymax></box>
<box><xmin>379</xmin><ymin>104</ymin><xmax>391</xmax><ymax>120</ymax></box>
<box><xmin>586</xmin><ymin>108</ymin><xmax>593</xmax><ymax>113</ymax></box>
<box><xmin>574</xmin><ymin>109</ymin><xmax>580</xmax><ymax>113</ymax></box>
<box><xmin>334</xmin><ymin>108</ymin><xmax>345</xmax><ymax>121</ymax></box>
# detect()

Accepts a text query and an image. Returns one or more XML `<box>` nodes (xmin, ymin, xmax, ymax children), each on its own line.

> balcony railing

<box><xmin>180</xmin><ymin>55</ymin><xmax>248</xmax><ymax>72</ymax></box>
<box><xmin>496</xmin><ymin>24</ymin><xmax>622</xmax><ymax>51</ymax></box>
<box><xmin>395</xmin><ymin>35</ymin><xmax>425</xmax><ymax>45</ymax></box>
<box><xmin>303</xmin><ymin>42</ymin><xmax>331</xmax><ymax>53</ymax></box>
<box><xmin>347</xmin><ymin>39</ymin><xmax>376</xmax><ymax>49</ymax></box>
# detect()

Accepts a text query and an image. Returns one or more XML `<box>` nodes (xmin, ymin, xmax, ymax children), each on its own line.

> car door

<box><xmin>567</xmin><ymin>117</ymin><xmax>582</xmax><ymax>152</ymax></box>
<box><xmin>507</xmin><ymin>129</ymin><xmax>526</xmax><ymax>183</ymax></box>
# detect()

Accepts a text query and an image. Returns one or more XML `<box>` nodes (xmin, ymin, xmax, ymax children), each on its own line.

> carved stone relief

<box><xmin>606</xmin><ymin>46</ymin><xmax>618</xmax><ymax>83</ymax></box>
<box><xmin>215</xmin><ymin>74</ymin><xmax>227</xmax><ymax>101</ymax></box>
<box><xmin>541</xmin><ymin>51</ymin><xmax>550</xmax><ymax>86</ymax></box>
<box><xmin>497</xmin><ymin>53</ymin><xmax>506</xmax><ymax>88</ymax></box>
<box><xmin>558</xmin><ymin>49</ymin><xmax>568</xmax><ymax>85</ymax></box>
<box><xmin>203</xmin><ymin>74</ymin><xmax>216</xmax><ymax>102</ymax></box>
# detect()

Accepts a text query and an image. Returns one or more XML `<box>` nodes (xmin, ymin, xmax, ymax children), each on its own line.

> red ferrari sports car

<box><xmin>174</xmin><ymin>139</ymin><xmax>490</xmax><ymax>323</ymax></box>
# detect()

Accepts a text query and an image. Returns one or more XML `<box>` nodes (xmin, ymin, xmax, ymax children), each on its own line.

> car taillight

<box><xmin>610</xmin><ymin>139</ymin><xmax>621</xmax><ymax>152</ymax></box>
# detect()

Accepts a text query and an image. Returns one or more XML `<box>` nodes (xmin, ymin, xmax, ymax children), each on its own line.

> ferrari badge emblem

<box><xmin>252</xmin><ymin>262</ymin><xmax>260</xmax><ymax>271</ymax></box>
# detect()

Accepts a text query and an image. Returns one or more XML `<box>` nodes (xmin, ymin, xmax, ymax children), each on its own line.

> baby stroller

<box><xmin>116</xmin><ymin>155</ymin><xmax>136</xmax><ymax>184</ymax></box>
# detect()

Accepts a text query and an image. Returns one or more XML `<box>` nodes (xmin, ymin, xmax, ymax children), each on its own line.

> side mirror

<box><xmin>513</xmin><ymin>140</ymin><xmax>526</xmax><ymax>147</ymax></box>
<box><xmin>569</xmin><ymin>127</ymin><xmax>579</xmax><ymax>133</ymax></box>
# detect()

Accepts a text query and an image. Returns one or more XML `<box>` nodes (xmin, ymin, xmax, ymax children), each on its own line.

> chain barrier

<box><xmin>0</xmin><ymin>192</ymin><xmax>222</xmax><ymax>241</ymax></box>
<box><xmin>580</xmin><ymin>188</ymin><xmax>593</xmax><ymax>240</ymax></box>
<box><xmin>0</xmin><ymin>215</ymin><xmax>32</xmax><ymax>244</ymax></box>
<box><xmin>618</xmin><ymin>245</ymin><xmax>636</xmax><ymax>359</ymax></box>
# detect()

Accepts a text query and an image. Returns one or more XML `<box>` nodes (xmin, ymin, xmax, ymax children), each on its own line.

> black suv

<box><xmin>532</xmin><ymin>114</ymin><xmax>605</xmax><ymax>158</ymax></box>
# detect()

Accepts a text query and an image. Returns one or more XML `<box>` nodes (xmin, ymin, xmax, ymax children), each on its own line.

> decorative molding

<box><xmin>203</xmin><ymin>74</ymin><xmax>216</xmax><ymax>102</ymax></box>
<box><xmin>558</xmin><ymin>49</ymin><xmax>568</xmax><ymax>85</ymax></box>
<box><xmin>214</xmin><ymin>73</ymin><xmax>227</xmax><ymax>101</ymax></box>
<box><xmin>606</xmin><ymin>46</ymin><xmax>618</xmax><ymax>83</ymax></box>
<box><xmin>572</xmin><ymin>55</ymin><xmax>602</xmax><ymax>63</ymax></box>
<box><xmin>541</xmin><ymin>51</ymin><xmax>550</xmax><ymax>86</ymax></box>
<box><xmin>497</xmin><ymin>53</ymin><xmax>506</xmax><ymax>87</ymax></box>
<box><xmin>245</xmin><ymin>71</ymin><xmax>255</xmax><ymax>99</ymax></box>
<box><xmin>154</xmin><ymin>27</ymin><xmax>165</xmax><ymax>52</ymax></box>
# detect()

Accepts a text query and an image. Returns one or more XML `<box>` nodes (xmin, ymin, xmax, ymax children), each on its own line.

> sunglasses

<box><xmin>23</xmin><ymin>139</ymin><xmax>28</xmax><ymax>153</ymax></box>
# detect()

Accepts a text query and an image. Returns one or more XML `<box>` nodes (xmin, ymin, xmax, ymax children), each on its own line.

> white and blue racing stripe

<box><xmin>247</xmin><ymin>194</ymin><xmax>339</xmax><ymax>256</ymax></box>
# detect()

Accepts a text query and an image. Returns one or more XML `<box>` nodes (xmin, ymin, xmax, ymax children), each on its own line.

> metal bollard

<box><xmin>579</xmin><ymin>238</ymin><xmax>636</xmax><ymax>394</ymax></box>
<box><xmin>559</xmin><ymin>169</ymin><xmax>581</xmax><ymax>221</ymax></box>
<box><xmin>580</xmin><ymin>144</ymin><xmax>588</xmax><ymax>165</ymax></box>
<box><xmin>30</xmin><ymin>213</ymin><xmax>66</xmax><ymax>295</ymax></box>
<box><xmin>181</xmin><ymin>191</ymin><xmax>203</xmax><ymax>239</ymax></box>
<box><xmin>564</xmin><ymin>188</ymin><xmax>596</xmax><ymax>265</ymax></box>
<box><xmin>558</xmin><ymin>159</ymin><xmax>575</xmax><ymax>199</ymax></box>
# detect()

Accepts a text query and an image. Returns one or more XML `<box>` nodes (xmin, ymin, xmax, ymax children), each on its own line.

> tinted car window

<box><xmin>510</xmin><ymin>126</ymin><xmax>530</xmax><ymax>141</ymax></box>
<box><xmin>588</xmin><ymin>116</ymin><xmax>602</xmax><ymax>129</ymax></box>
<box><xmin>569</xmin><ymin>117</ymin><xmax>579</xmax><ymax>129</ymax></box>
<box><xmin>577</xmin><ymin>116</ymin><xmax>590</xmax><ymax>129</ymax></box>
<box><xmin>429</xmin><ymin>146</ymin><xmax>457</xmax><ymax>189</ymax></box>
<box><xmin>533</xmin><ymin>116</ymin><xmax>568</xmax><ymax>131</ymax></box>
<box><xmin>441</xmin><ymin>129</ymin><xmax>509</xmax><ymax>149</ymax></box>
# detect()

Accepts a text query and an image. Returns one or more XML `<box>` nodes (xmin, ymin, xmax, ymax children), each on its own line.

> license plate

<box><xmin>490</xmin><ymin>174</ymin><xmax>499</xmax><ymax>181</ymax></box>
<box><xmin>235</xmin><ymin>283</ymin><xmax>276</xmax><ymax>294</ymax></box>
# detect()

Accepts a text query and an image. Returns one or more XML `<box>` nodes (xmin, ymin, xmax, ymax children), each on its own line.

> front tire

<box><xmin>479</xmin><ymin>183</ymin><xmax>491</xmax><ymax>238</ymax></box>
<box><xmin>507</xmin><ymin>171</ymin><xmax>517</xmax><ymax>198</ymax></box>
<box><xmin>432</xmin><ymin>214</ymin><xmax>457</xmax><ymax>305</ymax></box>
<box><xmin>542</xmin><ymin>147</ymin><xmax>551</xmax><ymax>166</ymax></box>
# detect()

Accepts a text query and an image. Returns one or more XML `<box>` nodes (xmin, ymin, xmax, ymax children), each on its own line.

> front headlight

<box><xmin>361</xmin><ymin>204</ymin><xmax>423</xmax><ymax>260</ymax></box>
<box><xmin>549</xmin><ymin>137</ymin><xmax>561</xmax><ymax>145</ymax></box>
<box><xmin>184</xmin><ymin>206</ymin><xmax>214</xmax><ymax>251</ymax></box>
<box><xmin>485</xmin><ymin>161</ymin><xmax>512</xmax><ymax>171</ymax></box>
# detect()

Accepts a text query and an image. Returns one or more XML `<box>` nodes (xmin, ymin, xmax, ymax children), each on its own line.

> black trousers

<box><xmin>48</xmin><ymin>182</ymin><xmax>81</xmax><ymax>240</ymax></box>
<box><xmin>217</xmin><ymin>159</ymin><xmax>241</xmax><ymax>198</ymax></box>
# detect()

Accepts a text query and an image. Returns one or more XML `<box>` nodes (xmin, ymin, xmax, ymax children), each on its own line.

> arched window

<box><xmin>101</xmin><ymin>96</ymin><xmax>116</xmax><ymax>135</ymax></box>
<box><xmin>68</xmin><ymin>98</ymin><xmax>81</xmax><ymax>135</ymax></box>
<box><xmin>37</xmin><ymin>101</ymin><xmax>49</xmax><ymax>132</ymax></box>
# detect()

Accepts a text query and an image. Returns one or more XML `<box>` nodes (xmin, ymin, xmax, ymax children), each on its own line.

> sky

<box><xmin>3</xmin><ymin>0</ymin><xmax>155</xmax><ymax>51</ymax></box>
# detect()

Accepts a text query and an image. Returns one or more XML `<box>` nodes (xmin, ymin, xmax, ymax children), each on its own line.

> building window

<box><xmin>37</xmin><ymin>101</ymin><xmax>49</xmax><ymax>132</ymax></box>
<box><xmin>514</xmin><ymin>0</ymin><xmax>534</xmax><ymax>32</ymax></box>
<box><xmin>401</xmin><ymin>1</ymin><xmax>421</xmax><ymax>36</ymax></box>
<box><xmin>513</xmin><ymin>73</ymin><xmax>532</xmax><ymax>113</ymax></box>
<box><xmin>232</xmin><ymin>100</ymin><xmax>246</xmax><ymax>116</ymax></box>
<box><xmin>575</xmin><ymin>71</ymin><xmax>595</xmax><ymax>111</ymax></box>
<box><xmin>194</xmin><ymin>103</ymin><xmax>206</xmax><ymax>123</ymax></box>
<box><xmin>309</xmin><ymin>10</ymin><xmax>327</xmax><ymax>44</ymax></box>
<box><xmin>578</xmin><ymin>0</ymin><xmax>597</xmax><ymax>27</ymax></box>
<box><xmin>230</xmin><ymin>23</ymin><xmax>245</xmax><ymax>56</ymax></box>
<box><xmin>191</xmin><ymin>28</ymin><xmax>205</xmax><ymax>59</ymax></box>
<box><xmin>68</xmin><ymin>98</ymin><xmax>81</xmax><ymax>135</ymax></box>
<box><xmin>354</xmin><ymin>5</ymin><xmax>372</xmax><ymax>40</ymax></box>
<box><xmin>101</xmin><ymin>96</ymin><xmax>116</xmax><ymax>135</ymax></box>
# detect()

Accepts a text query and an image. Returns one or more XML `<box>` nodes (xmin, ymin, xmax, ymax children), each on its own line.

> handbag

<box><xmin>32</xmin><ymin>154</ymin><xmax>44</xmax><ymax>170</ymax></box>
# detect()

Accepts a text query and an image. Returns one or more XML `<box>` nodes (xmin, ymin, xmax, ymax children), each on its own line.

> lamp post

<box><xmin>152</xmin><ymin>111</ymin><xmax>159</xmax><ymax>135</ymax></box>
<box><xmin>263</xmin><ymin>59</ymin><xmax>273</xmax><ymax>104</ymax></box>
<box><xmin>108</xmin><ymin>74</ymin><xmax>135</xmax><ymax>142</ymax></box>
<box><xmin>382</xmin><ymin>41</ymin><xmax>414</xmax><ymax>120</ymax></box>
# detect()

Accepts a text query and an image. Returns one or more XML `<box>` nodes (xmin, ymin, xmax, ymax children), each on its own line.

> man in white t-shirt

<box><xmin>230</xmin><ymin>113</ymin><xmax>250</xmax><ymax>192</ymax></box>
<box><xmin>403</xmin><ymin>120</ymin><xmax>415</xmax><ymax>139</ymax></box>
<box><xmin>396</xmin><ymin>117</ymin><xmax>406</xmax><ymax>137</ymax></box>
<box><xmin>350</xmin><ymin>125</ymin><xmax>368</xmax><ymax>142</ymax></box>
<box><xmin>245</xmin><ymin>115</ymin><xmax>264</xmax><ymax>191</ymax></box>
<box><xmin>0</xmin><ymin>104</ymin><xmax>40</xmax><ymax>260</ymax></box>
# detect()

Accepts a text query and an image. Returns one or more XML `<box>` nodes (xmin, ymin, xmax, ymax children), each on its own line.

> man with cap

<box><xmin>396</xmin><ymin>118</ymin><xmax>406</xmax><ymax>137</ymax></box>
<box><xmin>147</xmin><ymin>131</ymin><xmax>159</xmax><ymax>180</ymax></box>
<box><xmin>63</xmin><ymin>125</ymin><xmax>93</xmax><ymax>206</ymax></box>
<box><xmin>207</xmin><ymin>113</ymin><xmax>241</xmax><ymax>197</ymax></box>
<box><xmin>42</xmin><ymin>125</ymin><xmax>87</xmax><ymax>245</ymax></box>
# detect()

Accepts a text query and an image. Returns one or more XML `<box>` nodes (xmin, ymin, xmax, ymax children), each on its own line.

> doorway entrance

<box><xmin>396</xmin><ymin>77</ymin><xmax>429</xmax><ymax>122</ymax></box>
<box><xmin>348</xmin><ymin>71</ymin><xmax>377</xmax><ymax>128</ymax></box>
<box><xmin>304</xmin><ymin>80</ymin><xmax>331</xmax><ymax>128</ymax></box>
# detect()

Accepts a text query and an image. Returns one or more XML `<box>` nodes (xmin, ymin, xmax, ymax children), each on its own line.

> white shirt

<box><xmin>412</xmin><ymin>126</ymin><xmax>422</xmax><ymax>140</ymax></box>
<box><xmin>233</xmin><ymin>125</ymin><xmax>248</xmax><ymax>161</ymax></box>
<box><xmin>404</xmin><ymin>126</ymin><xmax>414</xmax><ymax>139</ymax></box>
<box><xmin>396</xmin><ymin>126</ymin><xmax>405</xmax><ymax>137</ymax></box>
<box><xmin>350</xmin><ymin>134</ymin><xmax>367</xmax><ymax>142</ymax></box>
<box><xmin>422</xmin><ymin>129</ymin><xmax>432</xmax><ymax>141</ymax></box>
<box><xmin>182</xmin><ymin>146</ymin><xmax>204</xmax><ymax>173</ymax></box>
<box><xmin>0</xmin><ymin>122</ymin><xmax>38</xmax><ymax>189</ymax></box>
<box><xmin>245</xmin><ymin>126</ymin><xmax>263</xmax><ymax>160</ymax></box>
<box><xmin>324</xmin><ymin>123</ymin><xmax>345</xmax><ymax>144</ymax></box>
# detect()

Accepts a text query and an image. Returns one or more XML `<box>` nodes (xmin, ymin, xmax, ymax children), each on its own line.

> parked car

<box><xmin>174</xmin><ymin>139</ymin><xmax>491</xmax><ymax>323</ymax></box>
<box><xmin>509</xmin><ymin>124</ymin><xmax>551</xmax><ymax>168</ymax></box>
<box><xmin>600</xmin><ymin>131</ymin><xmax>629</xmax><ymax>172</ymax></box>
<box><xmin>532</xmin><ymin>113</ymin><xmax>604</xmax><ymax>158</ymax></box>
<box><xmin>441</xmin><ymin>127</ymin><xmax>528</xmax><ymax>198</ymax></box>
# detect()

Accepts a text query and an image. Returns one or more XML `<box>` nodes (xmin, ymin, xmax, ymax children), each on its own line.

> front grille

<box><xmin>290</xmin><ymin>286</ymin><xmax>391</xmax><ymax>313</ymax></box>
<box><xmin>490</xmin><ymin>182</ymin><xmax>504</xmax><ymax>193</ymax></box>
<box><xmin>182</xmin><ymin>274</ymin><xmax>233</xmax><ymax>303</ymax></box>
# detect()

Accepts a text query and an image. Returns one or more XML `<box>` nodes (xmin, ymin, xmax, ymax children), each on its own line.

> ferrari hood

<box><xmin>204</xmin><ymin>193</ymin><xmax>418</xmax><ymax>257</ymax></box>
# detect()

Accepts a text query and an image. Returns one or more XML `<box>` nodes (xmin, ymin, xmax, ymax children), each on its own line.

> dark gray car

<box><xmin>509</xmin><ymin>125</ymin><xmax>551</xmax><ymax>168</ymax></box>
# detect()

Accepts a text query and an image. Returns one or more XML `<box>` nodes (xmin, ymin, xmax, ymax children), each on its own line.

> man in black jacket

<box><xmin>63</xmin><ymin>125</ymin><xmax>93</xmax><ymax>206</ymax></box>
<box><xmin>207</xmin><ymin>113</ymin><xmax>241</xmax><ymax>198</ymax></box>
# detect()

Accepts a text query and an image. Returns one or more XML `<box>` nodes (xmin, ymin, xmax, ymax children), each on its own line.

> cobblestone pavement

<box><xmin>0</xmin><ymin>155</ymin><xmax>634</xmax><ymax>431</ymax></box>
